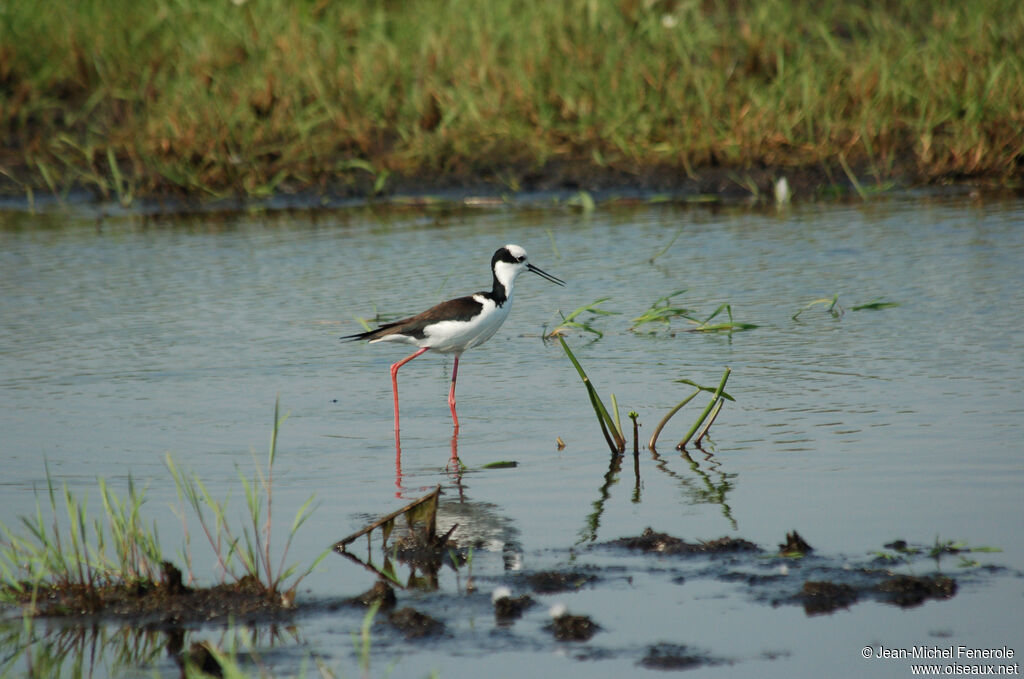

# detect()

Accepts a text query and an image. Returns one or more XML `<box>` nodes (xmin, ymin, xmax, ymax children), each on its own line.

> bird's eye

<box><xmin>517</xmin><ymin>256</ymin><xmax>526</xmax><ymax>262</ymax></box>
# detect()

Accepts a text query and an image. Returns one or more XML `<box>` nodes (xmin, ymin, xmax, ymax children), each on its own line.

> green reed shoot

<box><xmin>566</xmin><ymin>190</ymin><xmax>596</xmax><ymax>213</ymax></box>
<box><xmin>546</xmin><ymin>297</ymin><xmax>619</xmax><ymax>339</ymax></box>
<box><xmin>794</xmin><ymin>294</ymin><xmax>898</xmax><ymax>320</ymax></box>
<box><xmin>851</xmin><ymin>298</ymin><xmax>899</xmax><ymax>311</ymax></box>
<box><xmin>693</xmin><ymin>397</ymin><xmax>724</xmax><ymax>447</ymax></box>
<box><xmin>649</xmin><ymin>226</ymin><xmax>684</xmax><ymax>263</ymax></box>
<box><xmin>168</xmin><ymin>399</ymin><xmax>326</xmax><ymax>599</ymax></box>
<box><xmin>676</xmin><ymin>368</ymin><xmax>732</xmax><ymax>450</ymax></box>
<box><xmin>792</xmin><ymin>293</ymin><xmax>844</xmax><ymax>320</ymax></box>
<box><xmin>685</xmin><ymin>303</ymin><xmax>758</xmax><ymax>333</ymax></box>
<box><xmin>648</xmin><ymin>371</ymin><xmax>734</xmax><ymax>451</ymax></box>
<box><xmin>0</xmin><ymin>464</ymin><xmax>162</xmax><ymax>604</ymax></box>
<box><xmin>558</xmin><ymin>337</ymin><xmax>626</xmax><ymax>453</ymax></box>
<box><xmin>559</xmin><ymin>337</ymin><xmax>735</xmax><ymax>454</ymax></box>
<box><xmin>356</xmin><ymin>600</ymin><xmax>382</xmax><ymax>674</ymax></box>
<box><xmin>629</xmin><ymin>290</ymin><xmax>694</xmax><ymax>332</ymax></box>
<box><xmin>629</xmin><ymin>411</ymin><xmax>640</xmax><ymax>455</ymax></box>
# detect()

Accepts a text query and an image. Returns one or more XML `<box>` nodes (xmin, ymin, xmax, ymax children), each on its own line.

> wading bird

<box><xmin>342</xmin><ymin>244</ymin><xmax>565</xmax><ymax>432</ymax></box>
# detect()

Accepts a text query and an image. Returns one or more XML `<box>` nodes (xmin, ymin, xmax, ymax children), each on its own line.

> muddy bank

<box><xmin>3</xmin><ymin>159</ymin><xmax>1021</xmax><ymax>217</ymax></box>
<box><xmin>1</xmin><ymin>527</ymin><xmax>1007</xmax><ymax>676</ymax></box>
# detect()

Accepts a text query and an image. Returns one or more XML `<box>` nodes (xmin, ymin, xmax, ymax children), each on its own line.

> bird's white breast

<box><xmin>425</xmin><ymin>294</ymin><xmax>511</xmax><ymax>354</ymax></box>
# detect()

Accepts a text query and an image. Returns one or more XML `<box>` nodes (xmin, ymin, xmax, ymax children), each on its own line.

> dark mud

<box><xmin>4</xmin><ymin>563</ymin><xmax>294</xmax><ymax>626</ymax></box>
<box><xmin>493</xmin><ymin>592</ymin><xmax>536</xmax><ymax>622</ymax></box>
<box><xmin>524</xmin><ymin>570</ymin><xmax>600</xmax><ymax>594</ymax></box>
<box><xmin>2</xmin><ymin>528</ymin><xmax>1006</xmax><ymax>675</ymax></box>
<box><xmin>548</xmin><ymin>610</ymin><xmax>600</xmax><ymax>642</ymax></box>
<box><xmin>387</xmin><ymin>607</ymin><xmax>445</xmax><ymax>639</ymax></box>
<box><xmin>640</xmin><ymin>642</ymin><xmax>726</xmax><ymax>671</ymax></box>
<box><xmin>6</xmin><ymin>159</ymin><xmax>1020</xmax><ymax>220</ymax></box>
<box><xmin>327</xmin><ymin>527</ymin><xmax>994</xmax><ymax>670</ymax></box>
<box><xmin>607</xmin><ymin>527</ymin><xmax>759</xmax><ymax>555</ymax></box>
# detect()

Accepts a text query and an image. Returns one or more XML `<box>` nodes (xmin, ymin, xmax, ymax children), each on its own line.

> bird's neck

<box><xmin>490</xmin><ymin>272</ymin><xmax>513</xmax><ymax>307</ymax></box>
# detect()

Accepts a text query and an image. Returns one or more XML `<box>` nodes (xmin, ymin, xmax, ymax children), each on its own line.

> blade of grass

<box><xmin>851</xmin><ymin>298</ymin><xmax>899</xmax><ymax>311</ymax></box>
<box><xmin>677</xmin><ymin>367</ymin><xmax>731</xmax><ymax>450</ymax></box>
<box><xmin>793</xmin><ymin>294</ymin><xmax>844</xmax><ymax>320</ymax></box>
<box><xmin>693</xmin><ymin>397</ymin><xmax>724</xmax><ymax>446</ymax></box>
<box><xmin>558</xmin><ymin>337</ymin><xmax>625</xmax><ymax>452</ymax></box>
<box><xmin>648</xmin><ymin>391</ymin><xmax>700</xmax><ymax>451</ymax></box>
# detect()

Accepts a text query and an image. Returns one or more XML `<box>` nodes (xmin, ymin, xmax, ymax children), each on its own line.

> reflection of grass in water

<box><xmin>0</xmin><ymin>620</ymin><xmax>170</xmax><ymax>678</ymax></box>
<box><xmin>0</xmin><ymin>399</ymin><xmax>325</xmax><ymax>617</ymax></box>
<box><xmin>0</xmin><ymin>608</ymin><xmax>319</xmax><ymax>678</ymax></box>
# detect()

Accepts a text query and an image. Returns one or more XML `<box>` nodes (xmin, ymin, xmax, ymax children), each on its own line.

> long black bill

<box><xmin>527</xmin><ymin>263</ymin><xmax>566</xmax><ymax>286</ymax></box>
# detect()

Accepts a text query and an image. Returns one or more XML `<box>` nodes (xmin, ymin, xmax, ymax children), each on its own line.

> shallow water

<box><xmin>1</xmin><ymin>194</ymin><xmax>1022</xmax><ymax>677</ymax></box>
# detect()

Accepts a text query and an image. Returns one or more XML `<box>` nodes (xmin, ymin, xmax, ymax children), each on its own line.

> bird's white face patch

<box><xmin>505</xmin><ymin>244</ymin><xmax>528</xmax><ymax>261</ymax></box>
<box><xmin>494</xmin><ymin>245</ymin><xmax>530</xmax><ymax>292</ymax></box>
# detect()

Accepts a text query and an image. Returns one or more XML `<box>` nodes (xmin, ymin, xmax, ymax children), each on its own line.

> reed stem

<box><xmin>677</xmin><ymin>368</ymin><xmax>731</xmax><ymax>450</ymax></box>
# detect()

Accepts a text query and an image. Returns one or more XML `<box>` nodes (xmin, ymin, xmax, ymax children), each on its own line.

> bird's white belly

<box><xmin>426</xmin><ymin>300</ymin><xmax>510</xmax><ymax>354</ymax></box>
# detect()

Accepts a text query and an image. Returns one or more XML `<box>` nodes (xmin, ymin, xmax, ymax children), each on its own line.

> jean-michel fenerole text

<box><xmin>874</xmin><ymin>645</ymin><xmax>1015</xmax><ymax>660</ymax></box>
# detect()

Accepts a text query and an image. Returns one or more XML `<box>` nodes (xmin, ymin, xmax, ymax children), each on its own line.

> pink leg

<box><xmin>391</xmin><ymin>347</ymin><xmax>429</xmax><ymax>432</ymax></box>
<box><xmin>448</xmin><ymin>355</ymin><xmax>460</xmax><ymax>430</ymax></box>
<box><xmin>447</xmin><ymin>430</ymin><xmax>460</xmax><ymax>474</ymax></box>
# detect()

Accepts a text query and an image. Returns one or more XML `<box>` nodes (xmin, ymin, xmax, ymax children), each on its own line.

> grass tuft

<box><xmin>546</xmin><ymin>297</ymin><xmax>619</xmax><ymax>339</ymax></box>
<box><xmin>629</xmin><ymin>290</ymin><xmax>694</xmax><ymax>332</ymax></box>
<box><xmin>1</xmin><ymin>399</ymin><xmax>325</xmax><ymax>615</ymax></box>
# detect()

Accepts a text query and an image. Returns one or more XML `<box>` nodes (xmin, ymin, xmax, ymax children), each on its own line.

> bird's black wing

<box><xmin>340</xmin><ymin>294</ymin><xmax>485</xmax><ymax>342</ymax></box>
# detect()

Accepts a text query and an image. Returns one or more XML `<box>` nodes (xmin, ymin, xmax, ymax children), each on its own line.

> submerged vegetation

<box><xmin>2</xmin><ymin>0</ymin><xmax>1022</xmax><ymax>203</ymax></box>
<box><xmin>546</xmin><ymin>292</ymin><xmax>759</xmax><ymax>340</ymax></box>
<box><xmin>792</xmin><ymin>293</ymin><xmax>900</xmax><ymax>320</ymax></box>
<box><xmin>545</xmin><ymin>297</ymin><xmax>618</xmax><ymax>339</ymax></box>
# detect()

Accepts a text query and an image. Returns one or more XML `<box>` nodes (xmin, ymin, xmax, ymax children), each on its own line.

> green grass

<box><xmin>546</xmin><ymin>297</ymin><xmax>618</xmax><ymax>339</ymax></box>
<box><xmin>2</xmin><ymin>0</ymin><xmax>1022</xmax><ymax>202</ymax></box>
<box><xmin>0</xmin><ymin>463</ymin><xmax>163</xmax><ymax>606</ymax></box>
<box><xmin>793</xmin><ymin>294</ymin><xmax>899</xmax><ymax>320</ymax></box>
<box><xmin>558</xmin><ymin>337</ymin><xmax>733</xmax><ymax>453</ymax></box>
<box><xmin>629</xmin><ymin>290</ymin><xmax>694</xmax><ymax>331</ymax></box>
<box><xmin>684</xmin><ymin>303</ymin><xmax>759</xmax><ymax>334</ymax></box>
<box><xmin>167</xmin><ymin>399</ymin><xmax>327</xmax><ymax>600</ymax></box>
<box><xmin>0</xmin><ymin>399</ymin><xmax>324</xmax><ymax>612</ymax></box>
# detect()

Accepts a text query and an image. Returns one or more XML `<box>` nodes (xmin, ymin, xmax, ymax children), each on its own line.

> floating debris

<box><xmin>347</xmin><ymin>581</ymin><xmax>397</xmax><ymax>610</ymax></box>
<box><xmin>481</xmin><ymin>460</ymin><xmax>518</xmax><ymax>469</ymax></box>
<box><xmin>335</xmin><ymin>486</ymin><xmax>442</xmax><ymax>553</ymax></box>
<box><xmin>335</xmin><ymin>486</ymin><xmax>461</xmax><ymax>587</ymax></box>
<box><xmin>778</xmin><ymin>530</ymin><xmax>814</xmax><ymax>557</ymax></box>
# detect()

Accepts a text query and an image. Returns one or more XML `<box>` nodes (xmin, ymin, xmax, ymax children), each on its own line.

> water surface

<box><xmin>1</xmin><ymin>194</ymin><xmax>1022</xmax><ymax>677</ymax></box>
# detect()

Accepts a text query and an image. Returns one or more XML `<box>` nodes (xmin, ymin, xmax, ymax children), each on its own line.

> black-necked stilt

<box><xmin>342</xmin><ymin>244</ymin><xmax>564</xmax><ymax>432</ymax></box>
